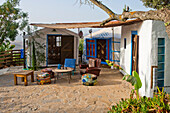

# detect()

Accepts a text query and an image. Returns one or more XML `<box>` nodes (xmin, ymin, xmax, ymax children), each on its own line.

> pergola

<box><xmin>23</xmin><ymin>19</ymin><xmax>142</xmax><ymax>68</ymax></box>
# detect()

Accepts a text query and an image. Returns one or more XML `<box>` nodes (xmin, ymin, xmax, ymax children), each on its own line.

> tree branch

<box><xmin>89</xmin><ymin>0</ymin><xmax>115</xmax><ymax>18</ymax></box>
<box><xmin>89</xmin><ymin>0</ymin><xmax>170</xmax><ymax>37</ymax></box>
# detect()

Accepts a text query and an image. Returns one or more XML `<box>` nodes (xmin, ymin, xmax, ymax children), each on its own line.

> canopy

<box><xmin>31</xmin><ymin>19</ymin><xmax>142</xmax><ymax>29</ymax></box>
<box><xmin>84</xmin><ymin>27</ymin><xmax>121</xmax><ymax>39</ymax></box>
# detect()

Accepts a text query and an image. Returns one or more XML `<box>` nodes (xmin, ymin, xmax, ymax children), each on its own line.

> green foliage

<box><xmin>0</xmin><ymin>40</ymin><xmax>15</xmax><ymax>52</ymax></box>
<box><xmin>141</xmin><ymin>0</ymin><xmax>170</xmax><ymax>9</ymax></box>
<box><xmin>79</xmin><ymin>39</ymin><xmax>84</xmax><ymax>52</ymax></box>
<box><xmin>108</xmin><ymin>87</ymin><xmax>170</xmax><ymax>113</ymax></box>
<box><xmin>0</xmin><ymin>0</ymin><xmax>28</xmax><ymax>45</ymax></box>
<box><xmin>106</xmin><ymin>60</ymin><xmax>142</xmax><ymax>99</ymax></box>
<box><xmin>32</xmin><ymin>41</ymin><xmax>36</xmax><ymax>70</ymax></box>
<box><xmin>26</xmin><ymin>26</ymin><xmax>46</xmax><ymax>70</ymax></box>
<box><xmin>106</xmin><ymin>60</ymin><xmax>142</xmax><ymax>91</ymax></box>
<box><xmin>123</xmin><ymin>5</ymin><xmax>132</xmax><ymax>13</ymax></box>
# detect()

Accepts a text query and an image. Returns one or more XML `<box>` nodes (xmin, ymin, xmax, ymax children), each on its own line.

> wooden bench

<box><xmin>13</xmin><ymin>70</ymin><xmax>34</xmax><ymax>86</ymax></box>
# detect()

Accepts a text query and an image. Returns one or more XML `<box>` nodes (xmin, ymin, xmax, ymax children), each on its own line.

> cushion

<box><xmin>89</xmin><ymin>59</ymin><xmax>95</xmax><ymax>67</ymax></box>
<box><xmin>81</xmin><ymin>73</ymin><xmax>97</xmax><ymax>86</ymax></box>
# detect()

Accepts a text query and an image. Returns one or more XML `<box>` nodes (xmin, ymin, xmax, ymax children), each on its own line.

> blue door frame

<box><xmin>85</xmin><ymin>37</ymin><xmax>112</xmax><ymax>64</ymax></box>
<box><xmin>130</xmin><ymin>31</ymin><xmax>138</xmax><ymax>75</ymax></box>
<box><xmin>46</xmin><ymin>34</ymin><xmax>62</xmax><ymax>66</ymax></box>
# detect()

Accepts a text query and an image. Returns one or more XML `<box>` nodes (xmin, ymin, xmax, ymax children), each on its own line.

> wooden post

<box><xmin>31</xmin><ymin>71</ymin><xmax>34</xmax><ymax>82</ymax></box>
<box><xmin>24</xmin><ymin>76</ymin><xmax>28</xmax><ymax>86</ymax></box>
<box><xmin>112</xmin><ymin>27</ymin><xmax>114</xmax><ymax>62</ymax></box>
<box><xmin>23</xmin><ymin>32</ymin><xmax>26</xmax><ymax>68</ymax></box>
<box><xmin>11</xmin><ymin>50</ymin><xmax>13</xmax><ymax>66</ymax></box>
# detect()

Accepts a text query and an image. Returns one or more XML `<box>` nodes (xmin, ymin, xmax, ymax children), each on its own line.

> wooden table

<box><xmin>52</xmin><ymin>69</ymin><xmax>73</xmax><ymax>83</ymax></box>
<box><xmin>13</xmin><ymin>70</ymin><xmax>34</xmax><ymax>86</ymax></box>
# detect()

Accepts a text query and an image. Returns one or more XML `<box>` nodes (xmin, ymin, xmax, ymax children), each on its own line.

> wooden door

<box><xmin>97</xmin><ymin>39</ymin><xmax>106</xmax><ymax>62</ymax></box>
<box><xmin>61</xmin><ymin>36</ymin><xmax>74</xmax><ymax>64</ymax></box>
<box><xmin>132</xmin><ymin>35</ymin><xmax>139</xmax><ymax>73</ymax></box>
<box><xmin>48</xmin><ymin>35</ymin><xmax>61</xmax><ymax>64</ymax></box>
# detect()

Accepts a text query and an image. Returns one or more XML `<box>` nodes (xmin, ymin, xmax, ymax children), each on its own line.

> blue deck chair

<box><xmin>64</xmin><ymin>58</ymin><xmax>76</xmax><ymax>75</ymax></box>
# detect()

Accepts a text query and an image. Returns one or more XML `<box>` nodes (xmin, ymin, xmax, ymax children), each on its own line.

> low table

<box><xmin>13</xmin><ymin>70</ymin><xmax>34</xmax><ymax>86</ymax></box>
<box><xmin>52</xmin><ymin>69</ymin><xmax>73</xmax><ymax>83</ymax></box>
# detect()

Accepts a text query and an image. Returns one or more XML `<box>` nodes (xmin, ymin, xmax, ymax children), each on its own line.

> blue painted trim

<box><xmin>47</xmin><ymin>34</ymin><xmax>62</xmax><ymax>36</ymax></box>
<box><xmin>46</xmin><ymin>34</ymin><xmax>62</xmax><ymax>66</ymax></box>
<box><xmin>85</xmin><ymin>38</ymin><xmax>96</xmax><ymax>60</ymax></box>
<box><xmin>130</xmin><ymin>31</ymin><xmax>138</xmax><ymax>75</ymax></box>
<box><xmin>112</xmin><ymin>41</ymin><xmax>120</xmax><ymax>43</ymax></box>
<box><xmin>101</xmin><ymin>61</ymin><xmax>108</xmax><ymax>65</ymax></box>
<box><xmin>85</xmin><ymin>38</ymin><xmax>112</xmax><ymax>61</ymax></box>
<box><xmin>106</xmin><ymin>39</ymin><xmax>108</xmax><ymax>60</ymax></box>
<box><xmin>92</xmin><ymin>37</ymin><xmax>113</xmax><ymax>39</ymax></box>
<box><xmin>111</xmin><ymin>60</ymin><xmax>120</xmax><ymax>62</ymax></box>
<box><xmin>95</xmin><ymin>39</ymin><xmax>97</xmax><ymax>58</ymax></box>
<box><xmin>112</xmin><ymin>51</ymin><xmax>120</xmax><ymax>53</ymax></box>
<box><xmin>109</xmin><ymin>38</ymin><xmax>112</xmax><ymax>61</ymax></box>
<box><xmin>85</xmin><ymin>39</ymin><xmax>87</xmax><ymax>59</ymax></box>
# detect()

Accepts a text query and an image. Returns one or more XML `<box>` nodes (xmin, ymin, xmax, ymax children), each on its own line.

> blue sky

<box><xmin>1</xmin><ymin>0</ymin><xmax>152</xmax><ymax>40</ymax></box>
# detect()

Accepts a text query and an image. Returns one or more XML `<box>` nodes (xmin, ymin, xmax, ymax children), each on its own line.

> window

<box><xmin>86</xmin><ymin>39</ymin><xmax>96</xmax><ymax>59</ymax></box>
<box><xmin>124</xmin><ymin>38</ymin><xmax>126</xmax><ymax>49</ymax></box>
<box><xmin>156</xmin><ymin>38</ymin><xmax>165</xmax><ymax>91</ymax></box>
<box><xmin>56</xmin><ymin>36</ymin><xmax>61</xmax><ymax>47</ymax></box>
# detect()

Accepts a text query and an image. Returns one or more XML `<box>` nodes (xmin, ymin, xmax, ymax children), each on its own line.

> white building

<box><xmin>83</xmin><ymin>27</ymin><xmax>121</xmax><ymax>65</ymax></box>
<box><xmin>120</xmin><ymin>20</ymin><xmax>170</xmax><ymax>97</ymax></box>
<box><xmin>26</xmin><ymin>28</ymin><xmax>79</xmax><ymax>67</ymax></box>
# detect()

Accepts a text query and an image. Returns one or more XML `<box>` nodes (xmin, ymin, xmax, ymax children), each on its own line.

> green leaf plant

<box><xmin>106</xmin><ymin>60</ymin><xmax>142</xmax><ymax>100</ymax></box>
<box><xmin>106</xmin><ymin>60</ymin><xmax>170</xmax><ymax>112</ymax></box>
<box><xmin>0</xmin><ymin>40</ymin><xmax>15</xmax><ymax>52</ymax></box>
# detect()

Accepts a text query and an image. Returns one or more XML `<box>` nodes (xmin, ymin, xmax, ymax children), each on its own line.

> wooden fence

<box><xmin>0</xmin><ymin>50</ymin><xmax>25</xmax><ymax>69</ymax></box>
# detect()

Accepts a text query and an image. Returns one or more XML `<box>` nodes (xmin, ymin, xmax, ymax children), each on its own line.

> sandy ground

<box><xmin>0</xmin><ymin>67</ymin><xmax>133</xmax><ymax>113</ymax></box>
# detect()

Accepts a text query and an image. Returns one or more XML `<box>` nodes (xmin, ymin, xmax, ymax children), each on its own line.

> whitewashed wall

<box><xmin>120</xmin><ymin>20</ymin><xmax>153</xmax><ymax>97</ymax></box>
<box><xmin>151</xmin><ymin>20</ymin><xmax>170</xmax><ymax>94</ymax></box>
<box><xmin>27</xmin><ymin>28</ymin><xmax>79</xmax><ymax>67</ymax></box>
<box><xmin>82</xmin><ymin>27</ymin><xmax>121</xmax><ymax>64</ymax></box>
<box><xmin>120</xmin><ymin>20</ymin><xmax>170</xmax><ymax>97</ymax></box>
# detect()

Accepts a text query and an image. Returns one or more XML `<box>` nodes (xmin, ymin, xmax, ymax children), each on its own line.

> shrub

<box><xmin>108</xmin><ymin>87</ymin><xmax>170</xmax><ymax>113</ymax></box>
<box><xmin>106</xmin><ymin>60</ymin><xmax>170</xmax><ymax>112</ymax></box>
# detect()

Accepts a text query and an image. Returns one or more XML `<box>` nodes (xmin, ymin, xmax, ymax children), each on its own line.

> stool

<box><xmin>41</xmin><ymin>68</ymin><xmax>54</xmax><ymax>78</ymax></box>
<box><xmin>81</xmin><ymin>73</ymin><xmax>97</xmax><ymax>86</ymax></box>
<box><xmin>37</xmin><ymin>72</ymin><xmax>51</xmax><ymax>85</ymax></box>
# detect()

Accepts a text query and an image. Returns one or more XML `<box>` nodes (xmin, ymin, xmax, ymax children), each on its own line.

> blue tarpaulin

<box><xmin>20</xmin><ymin>49</ymin><xmax>24</xmax><ymax>59</ymax></box>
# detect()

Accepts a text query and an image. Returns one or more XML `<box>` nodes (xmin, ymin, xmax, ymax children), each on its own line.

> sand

<box><xmin>0</xmin><ymin>67</ymin><xmax>133</xmax><ymax>113</ymax></box>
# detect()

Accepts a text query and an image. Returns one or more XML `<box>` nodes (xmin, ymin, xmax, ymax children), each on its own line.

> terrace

<box><xmin>0</xmin><ymin>66</ymin><xmax>132</xmax><ymax>112</ymax></box>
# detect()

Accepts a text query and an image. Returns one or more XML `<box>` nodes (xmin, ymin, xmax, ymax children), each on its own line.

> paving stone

<box><xmin>0</xmin><ymin>67</ymin><xmax>133</xmax><ymax>112</ymax></box>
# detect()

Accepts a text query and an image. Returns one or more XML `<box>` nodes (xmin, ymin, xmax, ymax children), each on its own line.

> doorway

<box><xmin>47</xmin><ymin>35</ymin><xmax>74</xmax><ymax>65</ymax></box>
<box><xmin>97</xmin><ymin>39</ymin><xmax>106</xmax><ymax>62</ymax></box>
<box><xmin>48</xmin><ymin>35</ymin><xmax>61</xmax><ymax>64</ymax></box>
<box><xmin>132</xmin><ymin>35</ymin><xmax>139</xmax><ymax>73</ymax></box>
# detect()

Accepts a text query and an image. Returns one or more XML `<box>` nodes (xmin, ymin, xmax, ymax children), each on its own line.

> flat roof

<box><xmin>31</xmin><ymin>19</ymin><xmax>142</xmax><ymax>29</ymax></box>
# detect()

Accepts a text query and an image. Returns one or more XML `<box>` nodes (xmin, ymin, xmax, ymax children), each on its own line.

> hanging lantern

<box><xmin>79</xmin><ymin>30</ymin><xmax>83</xmax><ymax>39</ymax></box>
